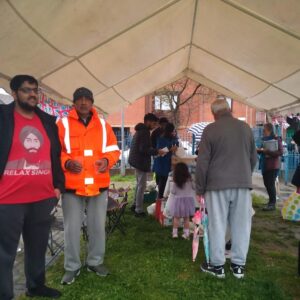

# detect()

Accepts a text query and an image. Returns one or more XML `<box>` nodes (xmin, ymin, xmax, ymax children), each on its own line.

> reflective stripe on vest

<box><xmin>99</xmin><ymin>118</ymin><xmax>107</xmax><ymax>153</ymax></box>
<box><xmin>61</xmin><ymin>117</ymin><xmax>119</xmax><ymax>154</ymax></box>
<box><xmin>62</xmin><ymin>117</ymin><xmax>71</xmax><ymax>154</ymax></box>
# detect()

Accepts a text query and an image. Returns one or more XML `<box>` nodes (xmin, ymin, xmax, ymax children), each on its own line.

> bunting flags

<box><xmin>38</xmin><ymin>92</ymin><xmax>72</xmax><ymax>117</ymax></box>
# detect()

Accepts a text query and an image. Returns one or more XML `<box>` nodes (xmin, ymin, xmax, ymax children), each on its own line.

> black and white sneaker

<box><xmin>230</xmin><ymin>263</ymin><xmax>245</xmax><ymax>279</ymax></box>
<box><xmin>200</xmin><ymin>262</ymin><xmax>225</xmax><ymax>279</ymax></box>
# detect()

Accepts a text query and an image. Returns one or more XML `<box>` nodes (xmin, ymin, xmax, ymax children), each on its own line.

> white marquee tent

<box><xmin>0</xmin><ymin>0</ymin><xmax>299</xmax><ymax>114</ymax></box>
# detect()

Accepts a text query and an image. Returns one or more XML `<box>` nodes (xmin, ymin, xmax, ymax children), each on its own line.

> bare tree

<box><xmin>153</xmin><ymin>78</ymin><xmax>211</xmax><ymax>128</ymax></box>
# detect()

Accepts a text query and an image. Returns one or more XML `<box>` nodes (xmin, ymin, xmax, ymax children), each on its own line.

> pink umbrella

<box><xmin>192</xmin><ymin>210</ymin><xmax>202</xmax><ymax>262</ymax></box>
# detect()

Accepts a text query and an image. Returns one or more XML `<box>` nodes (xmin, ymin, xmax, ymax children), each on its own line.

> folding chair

<box><xmin>48</xmin><ymin>205</ymin><xmax>64</xmax><ymax>256</ymax></box>
<box><xmin>106</xmin><ymin>192</ymin><xmax>129</xmax><ymax>238</ymax></box>
<box><xmin>81</xmin><ymin>208</ymin><xmax>88</xmax><ymax>242</ymax></box>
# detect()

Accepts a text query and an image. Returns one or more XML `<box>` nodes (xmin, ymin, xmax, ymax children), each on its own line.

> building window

<box><xmin>154</xmin><ymin>94</ymin><xmax>177</xmax><ymax>111</ymax></box>
<box><xmin>112</xmin><ymin>127</ymin><xmax>131</xmax><ymax>149</ymax></box>
<box><xmin>226</xmin><ymin>97</ymin><xmax>232</xmax><ymax>110</ymax></box>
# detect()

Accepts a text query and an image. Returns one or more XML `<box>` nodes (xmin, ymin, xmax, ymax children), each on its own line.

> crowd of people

<box><xmin>128</xmin><ymin>99</ymin><xmax>258</xmax><ymax>279</ymax></box>
<box><xmin>0</xmin><ymin>74</ymin><xmax>293</xmax><ymax>300</ymax></box>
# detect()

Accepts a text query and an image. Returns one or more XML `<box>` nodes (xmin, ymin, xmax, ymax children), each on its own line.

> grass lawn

<box><xmin>110</xmin><ymin>174</ymin><xmax>135</xmax><ymax>182</ymax></box>
<box><xmin>19</xmin><ymin>192</ymin><xmax>300</xmax><ymax>300</ymax></box>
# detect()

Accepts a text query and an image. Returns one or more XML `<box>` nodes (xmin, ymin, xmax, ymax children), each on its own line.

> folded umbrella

<box><xmin>192</xmin><ymin>210</ymin><xmax>201</xmax><ymax>262</ymax></box>
<box><xmin>200</xmin><ymin>197</ymin><xmax>210</xmax><ymax>264</ymax></box>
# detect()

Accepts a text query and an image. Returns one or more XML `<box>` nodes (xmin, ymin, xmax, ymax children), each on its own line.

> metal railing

<box><xmin>283</xmin><ymin>153</ymin><xmax>300</xmax><ymax>184</ymax></box>
<box><xmin>112</xmin><ymin>129</ymin><xmax>300</xmax><ymax>185</ymax></box>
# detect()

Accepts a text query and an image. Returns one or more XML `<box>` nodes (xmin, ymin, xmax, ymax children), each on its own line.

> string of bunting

<box><xmin>38</xmin><ymin>92</ymin><xmax>72</xmax><ymax>118</ymax></box>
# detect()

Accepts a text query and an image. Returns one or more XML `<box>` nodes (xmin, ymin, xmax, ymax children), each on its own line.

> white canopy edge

<box><xmin>0</xmin><ymin>0</ymin><xmax>299</xmax><ymax>114</ymax></box>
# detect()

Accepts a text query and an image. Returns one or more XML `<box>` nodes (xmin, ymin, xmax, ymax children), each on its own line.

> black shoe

<box><xmin>230</xmin><ymin>263</ymin><xmax>245</xmax><ymax>279</ymax></box>
<box><xmin>200</xmin><ymin>262</ymin><xmax>225</xmax><ymax>279</ymax></box>
<box><xmin>26</xmin><ymin>286</ymin><xmax>61</xmax><ymax>298</ymax></box>
<box><xmin>134</xmin><ymin>212</ymin><xmax>146</xmax><ymax>218</ymax></box>
<box><xmin>263</xmin><ymin>204</ymin><xmax>276</xmax><ymax>211</ymax></box>
<box><xmin>130</xmin><ymin>205</ymin><xmax>136</xmax><ymax>212</ymax></box>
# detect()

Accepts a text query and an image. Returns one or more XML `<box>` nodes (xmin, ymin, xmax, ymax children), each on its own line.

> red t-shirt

<box><xmin>0</xmin><ymin>111</ymin><xmax>56</xmax><ymax>204</ymax></box>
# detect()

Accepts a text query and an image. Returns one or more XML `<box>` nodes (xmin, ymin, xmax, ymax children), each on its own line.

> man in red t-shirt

<box><xmin>0</xmin><ymin>75</ymin><xmax>65</xmax><ymax>300</ymax></box>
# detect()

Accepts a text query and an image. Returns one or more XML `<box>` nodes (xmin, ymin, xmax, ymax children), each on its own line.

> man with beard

<box><xmin>0</xmin><ymin>75</ymin><xmax>65</xmax><ymax>300</ymax></box>
<box><xmin>6</xmin><ymin>126</ymin><xmax>51</xmax><ymax>170</ymax></box>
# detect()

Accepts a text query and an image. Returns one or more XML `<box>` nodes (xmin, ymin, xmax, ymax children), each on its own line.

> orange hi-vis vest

<box><xmin>57</xmin><ymin>108</ymin><xmax>120</xmax><ymax>196</ymax></box>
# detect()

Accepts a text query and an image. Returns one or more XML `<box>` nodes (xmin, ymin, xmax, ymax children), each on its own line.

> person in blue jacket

<box><xmin>153</xmin><ymin>123</ymin><xmax>178</xmax><ymax>199</ymax></box>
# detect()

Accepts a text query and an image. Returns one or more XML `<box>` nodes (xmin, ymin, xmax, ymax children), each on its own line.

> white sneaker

<box><xmin>172</xmin><ymin>232</ymin><xmax>178</xmax><ymax>238</ymax></box>
<box><xmin>182</xmin><ymin>233</ymin><xmax>190</xmax><ymax>240</ymax></box>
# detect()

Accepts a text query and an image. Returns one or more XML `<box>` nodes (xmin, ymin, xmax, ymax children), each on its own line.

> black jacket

<box><xmin>151</xmin><ymin>127</ymin><xmax>162</xmax><ymax>149</ymax></box>
<box><xmin>0</xmin><ymin>102</ymin><xmax>65</xmax><ymax>192</ymax></box>
<box><xmin>129</xmin><ymin>123</ymin><xmax>158</xmax><ymax>172</ymax></box>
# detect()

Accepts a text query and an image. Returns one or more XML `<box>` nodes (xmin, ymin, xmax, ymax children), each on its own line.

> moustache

<box><xmin>27</xmin><ymin>148</ymin><xmax>39</xmax><ymax>152</ymax></box>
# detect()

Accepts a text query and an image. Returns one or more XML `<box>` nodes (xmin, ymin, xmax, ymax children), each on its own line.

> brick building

<box><xmin>107</xmin><ymin>79</ymin><xmax>256</xmax><ymax>137</ymax></box>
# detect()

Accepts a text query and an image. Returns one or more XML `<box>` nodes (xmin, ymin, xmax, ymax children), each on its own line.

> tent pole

<box><xmin>192</xmin><ymin>134</ymin><xmax>195</xmax><ymax>155</ymax></box>
<box><xmin>120</xmin><ymin>107</ymin><xmax>126</xmax><ymax>176</ymax></box>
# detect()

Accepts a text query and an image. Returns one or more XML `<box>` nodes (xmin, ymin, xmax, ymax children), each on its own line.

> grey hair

<box><xmin>211</xmin><ymin>99</ymin><xmax>230</xmax><ymax>114</ymax></box>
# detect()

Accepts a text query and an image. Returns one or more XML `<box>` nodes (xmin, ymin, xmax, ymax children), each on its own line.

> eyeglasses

<box><xmin>18</xmin><ymin>87</ymin><xmax>41</xmax><ymax>94</ymax></box>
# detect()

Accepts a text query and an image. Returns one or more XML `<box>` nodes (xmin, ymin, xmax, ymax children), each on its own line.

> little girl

<box><xmin>168</xmin><ymin>162</ymin><xmax>195</xmax><ymax>239</ymax></box>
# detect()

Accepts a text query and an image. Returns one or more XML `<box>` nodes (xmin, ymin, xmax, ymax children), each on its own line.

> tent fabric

<box><xmin>0</xmin><ymin>93</ymin><xmax>13</xmax><ymax>105</ymax></box>
<box><xmin>0</xmin><ymin>0</ymin><xmax>299</xmax><ymax>114</ymax></box>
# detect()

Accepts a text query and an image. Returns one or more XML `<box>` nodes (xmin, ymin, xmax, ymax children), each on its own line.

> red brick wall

<box><xmin>106</xmin><ymin>80</ymin><xmax>257</xmax><ymax>133</ymax></box>
<box><xmin>106</xmin><ymin>97</ymin><xmax>146</xmax><ymax>133</ymax></box>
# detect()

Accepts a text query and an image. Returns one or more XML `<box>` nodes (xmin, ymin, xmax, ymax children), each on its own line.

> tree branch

<box><xmin>178</xmin><ymin>83</ymin><xmax>202</xmax><ymax>106</ymax></box>
<box><xmin>177</xmin><ymin>78</ymin><xmax>189</xmax><ymax>98</ymax></box>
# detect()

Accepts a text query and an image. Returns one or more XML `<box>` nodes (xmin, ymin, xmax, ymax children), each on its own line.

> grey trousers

<box><xmin>205</xmin><ymin>188</ymin><xmax>252</xmax><ymax>266</ymax></box>
<box><xmin>62</xmin><ymin>191</ymin><xmax>108</xmax><ymax>271</ymax></box>
<box><xmin>133</xmin><ymin>169</ymin><xmax>147</xmax><ymax>213</ymax></box>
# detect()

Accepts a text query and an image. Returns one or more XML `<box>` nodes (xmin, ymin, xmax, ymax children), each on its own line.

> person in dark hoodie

<box><xmin>129</xmin><ymin>113</ymin><xmax>165</xmax><ymax>217</ymax></box>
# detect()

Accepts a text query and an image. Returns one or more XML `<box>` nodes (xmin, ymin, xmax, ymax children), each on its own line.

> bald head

<box><xmin>211</xmin><ymin>99</ymin><xmax>231</xmax><ymax>120</ymax></box>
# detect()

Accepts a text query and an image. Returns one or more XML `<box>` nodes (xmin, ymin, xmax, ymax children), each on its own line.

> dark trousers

<box><xmin>262</xmin><ymin>170</ymin><xmax>278</xmax><ymax>205</ymax></box>
<box><xmin>0</xmin><ymin>198</ymin><xmax>55</xmax><ymax>300</ymax></box>
<box><xmin>156</xmin><ymin>174</ymin><xmax>168</xmax><ymax>199</ymax></box>
<box><xmin>155</xmin><ymin>172</ymin><xmax>159</xmax><ymax>186</ymax></box>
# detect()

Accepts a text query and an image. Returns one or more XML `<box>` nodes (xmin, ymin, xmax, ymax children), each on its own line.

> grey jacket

<box><xmin>195</xmin><ymin>113</ymin><xmax>257</xmax><ymax>195</ymax></box>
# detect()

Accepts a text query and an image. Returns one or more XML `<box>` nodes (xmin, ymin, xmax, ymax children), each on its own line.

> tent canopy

<box><xmin>0</xmin><ymin>0</ymin><xmax>299</xmax><ymax>114</ymax></box>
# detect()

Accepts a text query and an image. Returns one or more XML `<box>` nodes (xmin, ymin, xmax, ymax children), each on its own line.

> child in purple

<box><xmin>169</xmin><ymin>163</ymin><xmax>195</xmax><ymax>239</ymax></box>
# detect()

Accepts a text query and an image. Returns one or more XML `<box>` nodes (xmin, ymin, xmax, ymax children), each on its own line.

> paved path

<box><xmin>252</xmin><ymin>172</ymin><xmax>295</xmax><ymax>207</ymax></box>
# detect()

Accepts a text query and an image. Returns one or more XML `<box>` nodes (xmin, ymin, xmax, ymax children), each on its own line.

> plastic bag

<box><xmin>147</xmin><ymin>203</ymin><xmax>156</xmax><ymax>215</ymax></box>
